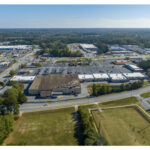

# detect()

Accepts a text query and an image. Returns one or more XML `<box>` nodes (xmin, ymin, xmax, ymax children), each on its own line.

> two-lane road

<box><xmin>20</xmin><ymin>85</ymin><xmax>150</xmax><ymax>112</ymax></box>
<box><xmin>0</xmin><ymin>51</ymin><xmax>35</xmax><ymax>81</ymax></box>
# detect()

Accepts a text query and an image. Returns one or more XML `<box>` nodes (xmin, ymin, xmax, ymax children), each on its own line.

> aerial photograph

<box><xmin>1</xmin><ymin>3</ymin><xmax>150</xmax><ymax>148</ymax></box>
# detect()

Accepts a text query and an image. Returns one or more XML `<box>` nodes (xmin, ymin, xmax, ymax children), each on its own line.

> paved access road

<box><xmin>20</xmin><ymin>85</ymin><xmax>150</xmax><ymax>112</ymax></box>
<box><xmin>0</xmin><ymin>51</ymin><xmax>35</xmax><ymax>81</ymax></box>
<box><xmin>136</xmin><ymin>95</ymin><xmax>150</xmax><ymax>110</ymax></box>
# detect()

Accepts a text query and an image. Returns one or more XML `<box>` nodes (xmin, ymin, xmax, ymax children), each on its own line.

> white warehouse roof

<box><xmin>0</xmin><ymin>45</ymin><xmax>32</xmax><ymax>50</ymax></box>
<box><xmin>78</xmin><ymin>74</ymin><xmax>94</xmax><ymax>80</ymax></box>
<box><xmin>80</xmin><ymin>44</ymin><xmax>97</xmax><ymax>49</ymax></box>
<box><xmin>78</xmin><ymin>74</ymin><xmax>85</xmax><ymax>80</ymax></box>
<box><xmin>84</xmin><ymin>74</ymin><xmax>94</xmax><ymax>79</ymax></box>
<box><xmin>126</xmin><ymin>64</ymin><xmax>143</xmax><ymax>71</ymax></box>
<box><xmin>11</xmin><ymin>75</ymin><xmax>36</xmax><ymax>82</ymax></box>
<box><xmin>93</xmin><ymin>73</ymin><xmax>109</xmax><ymax>79</ymax></box>
<box><xmin>123</xmin><ymin>72</ymin><xmax>145</xmax><ymax>78</ymax></box>
<box><xmin>109</xmin><ymin>73</ymin><xmax>127</xmax><ymax>81</ymax></box>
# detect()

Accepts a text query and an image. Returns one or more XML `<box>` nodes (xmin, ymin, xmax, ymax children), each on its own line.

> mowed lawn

<box><xmin>92</xmin><ymin>107</ymin><xmax>150</xmax><ymax>145</ymax></box>
<box><xmin>141</xmin><ymin>92</ymin><xmax>150</xmax><ymax>98</ymax></box>
<box><xmin>99</xmin><ymin>97</ymin><xmax>139</xmax><ymax>107</ymax></box>
<box><xmin>4</xmin><ymin>107</ymin><xmax>78</xmax><ymax>145</ymax></box>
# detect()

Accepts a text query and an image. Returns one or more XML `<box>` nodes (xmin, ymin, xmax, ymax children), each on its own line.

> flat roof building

<box><xmin>93</xmin><ymin>73</ymin><xmax>109</xmax><ymax>81</ymax></box>
<box><xmin>113</xmin><ymin>60</ymin><xmax>131</xmax><ymax>65</ymax></box>
<box><xmin>126</xmin><ymin>64</ymin><xmax>143</xmax><ymax>72</ymax></box>
<box><xmin>109</xmin><ymin>73</ymin><xmax>127</xmax><ymax>82</ymax></box>
<box><xmin>29</xmin><ymin>74</ymin><xmax>81</xmax><ymax>97</ymax></box>
<box><xmin>10</xmin><ymin>75</ymin><xmax>35</xmax><ymax>83</ymax></box>
<box><xmin>0</xmin><ymin>45</ymin><xmax>32</xmax><ymax>51</ymax></box>
<box><xmin>79</xmin><ymin>44</ymin><xmax>98</xmax><ymax>53</ymax></box>
<box><xmin>123</xmin><ymin>72</ymin><xmax>146</xmax><ymax>80</ymax></box>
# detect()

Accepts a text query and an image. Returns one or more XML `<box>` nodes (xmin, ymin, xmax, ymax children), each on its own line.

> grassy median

<box><xmin>141</xmin><ymin>92</ymin><xmax>150</xmax><ymax>98</ymax></box>
<box><xmin>99</xmin><ymin>97</ymin><xmax>139</xmax><ymax>107</ymax></box>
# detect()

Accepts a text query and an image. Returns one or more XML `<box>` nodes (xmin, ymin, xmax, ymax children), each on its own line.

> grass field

<box><xmin>99</xmin><ymin>97</ymin><xmax>139</xmax><ymax>107</ymax></box>
<box><xmin>141</xmin><ymin>92</ymin><xmax>150</xmax><ymax>98</ymax></box>
<box><xmin>143</xmin><ymin>81</ymin><xmax>150</xmax><ymax>85</ymax></box>
<box><xmin>92</xmin><ymin>106</ymin><xmax>150</xmax><ymax>145</ymax></box>
<box><xmin>4</xmin><ymin>107</ymin><xmax>78</xmax><ymax>146</ymax></box>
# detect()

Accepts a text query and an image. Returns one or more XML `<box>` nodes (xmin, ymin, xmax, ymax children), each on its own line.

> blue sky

<box><xmin>0</xmin><ymin>5</ymin><xmax>150</xmax><ymax>28</ymax></box>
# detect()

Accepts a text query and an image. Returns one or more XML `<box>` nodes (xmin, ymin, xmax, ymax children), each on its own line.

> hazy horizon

<box><xmin>0</xmin><ymin>5</ymin><xmax>150</xmax><ymax>28</ymax></box>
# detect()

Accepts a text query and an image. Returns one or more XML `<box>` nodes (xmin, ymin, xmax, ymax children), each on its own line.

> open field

<box><xmin>143</xmin><ymin>81</ymin><xmax>150</xmax><ymax>86</ymax></box>
<box><xmin>141</xmin><ymin>92</ymin><xmax>150</xmax><ymax>98</ymax></box>
<box><xmin>92</xmin><ymin>106</ymin><xmax>150</xmax><ymax>145</ymax></box>
<box><xmin>99</xmin><ymin>97</ymin><xmax>139</xmax><ymax>107</ymax></box>
<box><xmin>4</xmin><ymin>107</ymin><xmax>78</xmax><ymax>146</ymax></box>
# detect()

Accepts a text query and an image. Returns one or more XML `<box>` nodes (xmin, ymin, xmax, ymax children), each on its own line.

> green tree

<box><xmin>9</xmin><ymin>70</ymin><xmax>16</xmax><ymax>77</ymax></box>
<box><xmin>18</xmin><ymin>91</ymin><xmax>27</xmax><ymax>104</ymax></box>
<box><xmin>4</xmin><ymin>95</ymin><xmax>19</xmax><ymax>114</ymax></box>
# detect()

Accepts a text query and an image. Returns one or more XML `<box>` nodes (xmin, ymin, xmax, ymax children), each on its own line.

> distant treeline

<box><xmin>138</xmin><ymin>59</ymin><xmax>150</xmax><ymax>71</ymax></box>
<box><xmin>90</xmin><ymin>81</ymin><xmax>144</xmax><ymax>96</ymax></box>
<box><xmin>138</xmin><ymin>59</ymin><xmax>150</xmax><ymax>77</ymax></box>
<box><xmin>37</xmin><ymin>41</ymin><xmax>83</xmax><ymax>57</ymax></box>
<box><xmin>2</xmin><ymin>29</ymin><xmax>150</xmax><ymax>54</ymax></box>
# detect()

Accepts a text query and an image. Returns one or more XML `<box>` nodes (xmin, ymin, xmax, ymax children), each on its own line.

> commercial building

<box><xmin>80</xmin><ymin>44</ymin><xmax>98</xmax><ymax>53</ymax></box>
<box><xmin>108</xmin><ymin>45</ymin><xmax>133</xmax><ymax>55</ymax></box>
<box><xmin>78</xmin><ymin>74</ymin><xmax>85</xmax><ymax>81</ymax></box>
<box><xmin>10</xmin><ymin>75</ymin><xmax>36</xmax><ymax>83</ymax></box>
<box><xmin>29</xmin><ymin>74</ymin><xmax>81</xmax><ymax>97</ymax></box>
<box><xmin>113</xmin><ymin>60</ymin><xmax>131</xmax><ymax>65</ymax></box>
<box><xmin>123</xmin><ymin>72</ymin><xmax>146</xmax><ymax>80</ymax></box>
<box><xmin>84</xmin><ymin>74</ymin><xmax>94</xmax><ymax>81</ymax></box>
<box><xmin>0</xmin><ymin>62</ymin><xmax>10</xmax><ymax>66</ymax></box>
<box><xmin>108</xmin><ymin>45</ymin><xmax>125</xmax><ymax>51</ymax></box>
<box><xmin>0</xmin><ymin>45</ymin><xmax>32</xmax><ymax>51</ymax></box>
<box><xmin>126</xmin><ymin>64</ymin><xmax>143</xmax><ymax>72</ymax></box>
<box><xmin>111</xmin><ymin>51</ymin><xmax>132</xmax><ymax>55</ymax></box>
<box><xmin>109</xmin><ymin>73</ymin><xmax>127</xmax><ymax>82</ymax></box>
<box><xmin>78</xmin><ymin>74</ymin><xmax>94</xmax><ymax>82</ymax></box>
<box><xmin>93</xmin><ymin>73</ymin><xmax>109</xmax><ymax>81</ymax></box>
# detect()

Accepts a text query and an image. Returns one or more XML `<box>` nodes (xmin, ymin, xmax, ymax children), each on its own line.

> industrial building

<box><xmin>0</xmin><ymin>61</ymin><xmax>10</xmax><ymax>66</ymax></box>
<box><xmin>125</xmin><ymin>64</ymin><xmax>143</xmax><ymax>72</ymax></box>
<box><xmin>108</xmin><ymin>45</ymin><xmax>134</xmax><ymax>55</ymax></box>
<box><xmin>28</xmin><ymin>74</ymin><xmax>81</xmax><ymax>97</ymax></box>
<box><xmin>113</xmin><ymin>60</ymin><xmax>131</xmax><ymax>65</ymax></box>
<box><xmin>0</xmin><ymin>45</ymin><xmax>32</xmax><ymax>51</ymax></box>
<box><xmin>108</xmin><ymin>45</ymin><xmax>126</xmax><ymax>51</ymax></box>
<box><xmin>92</xmin><ymin>73</ymin><xmax>109</xmax><ymax>81</ymax></box>
<box><xmin>79</xmin><ymin>44</ymin><xmax>98</xmax><ymax>53</ymax></box>
<box><xmin>10</xmin><ymin>75</ymin><xmax>36</xmax><ymax>83</ymax></box>
<box><xmin>108</xmin><ymin>73</ymin><xmax>127</xmax><ymax>82</ymax></box>
<box><xmin>123</xmin><ymin>72</ymin><xmax>146</xmax><ymax>80</ymax></box>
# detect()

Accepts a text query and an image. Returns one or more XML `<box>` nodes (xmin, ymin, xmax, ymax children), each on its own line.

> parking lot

<box><xmin>29</xmin><ymin>61</ymin><xmax>132</xmax><ymax>75</ymax></box>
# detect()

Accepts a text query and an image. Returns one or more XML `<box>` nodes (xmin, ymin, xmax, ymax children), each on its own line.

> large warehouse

<box><xmin>0</xmin><ymin>45</ymin><xmax>32</xmax><ymax>51</ymax></box>
<box><xmin>28</xmin><ymin>74</ymin><xmax>81</xmax><ymax>97</ymax></box>
<box><xmin>125</xmin><ymin>64</ymin><xmax>143</xmax><ymax>72</ymax></box>
<box><xmin>79</xmin><ymin>44</ymin><xmax>98</xmax><ymax>53</ymax></box>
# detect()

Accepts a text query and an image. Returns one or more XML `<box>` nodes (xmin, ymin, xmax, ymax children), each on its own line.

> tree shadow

<box><xmin>72</xmin><ymin>111</ymin><xmax>85</xmax><ymax>145</ymax></box>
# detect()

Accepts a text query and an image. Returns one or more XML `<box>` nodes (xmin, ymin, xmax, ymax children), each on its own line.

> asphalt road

<box><xmin>136</xmin><ymin>95</ymin><xmax>150</xmax><ymax>110</ymax></box>
<box><xmin>0</xmin><ymin>51</ymin><xmax>35</xmax><ymax>81</ymax></box>
<box><xmin>20</xmin><ymin>85</ymin><xmax>150</xmax><ymax>112</ymax></box>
